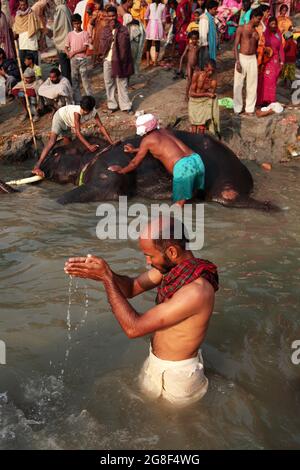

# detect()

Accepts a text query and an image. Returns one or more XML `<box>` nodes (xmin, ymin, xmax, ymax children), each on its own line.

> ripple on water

<box><xmin>0</xmin><ymin>160</ymin><xmax>300</xmax><ymax>448</ymax></box>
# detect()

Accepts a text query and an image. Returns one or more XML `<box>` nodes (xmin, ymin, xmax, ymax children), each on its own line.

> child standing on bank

<box><xmin>65</xmin><ymin>14</ymin><xmax>94</xmax><ymax>104</ymax></box>
<box><xmin>178</xmin><ymin>30</ymin><xmax>200</xmax><ymax>100</ymax></box>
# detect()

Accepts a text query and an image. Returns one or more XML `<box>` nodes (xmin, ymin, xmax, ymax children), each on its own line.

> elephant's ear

<box><xmin>57</xmin><ymin>184</ymin><xmax>102</xmax><ymax>205</ymax></box>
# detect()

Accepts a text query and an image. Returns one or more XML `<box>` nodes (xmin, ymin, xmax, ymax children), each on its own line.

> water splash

<box><xmin>74</xmin><ymin>284</ymin><xmax>89</xmax><ymax>331</ymax></box>
<box><xmin>66</xmin><ymin>276</ymin><xmax>73</xmax><ymax>341</ymax></box>
<box><xmin>60</xmin><ymin>276</ymin><xmax>73</xmax><ymax>378</ymax></box>
<box><xmin>60</xmin><ymin>277</ymin><xmax>89</xmax><ymax>378</ymax></box>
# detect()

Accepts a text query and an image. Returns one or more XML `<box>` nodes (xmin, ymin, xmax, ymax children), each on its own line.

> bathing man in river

<box><xmin>108</xmin><ymin>113</ymin><xmax>206</xmax><ymax>207</ymax></box>
<box><xmin>65</xmin><ymin>216</ymin><xmax>218</xmax><ymax>406</ymax></box>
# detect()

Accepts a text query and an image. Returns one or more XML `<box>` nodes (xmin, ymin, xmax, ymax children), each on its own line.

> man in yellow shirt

<box><xmin>24</xmin><ymin>53</ymin><xmax>42</xmax><ymax>79</ymax></box>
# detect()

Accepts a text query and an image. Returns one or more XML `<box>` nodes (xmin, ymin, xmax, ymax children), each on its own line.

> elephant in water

<box><xmin>1</xmin><ymin>131</ymin><xmax>278</xmax><ymax>210</ymax></box>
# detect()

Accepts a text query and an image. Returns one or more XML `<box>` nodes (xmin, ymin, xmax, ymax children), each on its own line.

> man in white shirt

<box><xmin>13</xmin><ymin>0</ymin><xmax>41</xmax><ymax>68</ymax></box>
<box><xmin>38</xmin><ymin>67</ymin><xmax>74</xmax><ymax>111</ymax></box>
<box><xmin>32</xmin><ymin>95</ymin><xmax>114</xmax><ymax>177</ymax></box>
<box><xmin>198</xmin><ymin>0</ymin><xmax>218</xmax><ymax>70</ymax></box>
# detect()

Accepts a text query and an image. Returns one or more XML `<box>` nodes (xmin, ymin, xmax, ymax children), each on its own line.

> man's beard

<box><xmin>151</xmin><ymin>255</ymin><xmax>176</xmax><ymax>274</ymax></box>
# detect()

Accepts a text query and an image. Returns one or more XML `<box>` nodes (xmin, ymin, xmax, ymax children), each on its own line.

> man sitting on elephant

<box><xmin>108</xmin><ymin>113</ymin><xmax>206</xmax><ymax>207</ymax></box>
<box><xmin>32</xmin><ymin>95</ymin><xmax>114</xmax><ymax>178</ymax></box>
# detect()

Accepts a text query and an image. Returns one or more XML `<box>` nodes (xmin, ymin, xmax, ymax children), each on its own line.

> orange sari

<box><xmin>277</xmin><ymin>15</ymin><xmax>293</xmax><ymax>34</ymax></box>
<box><xmin>83</xmin><ymin>0</ymin><xmax>95</xmax><ymax>31</ymax></box>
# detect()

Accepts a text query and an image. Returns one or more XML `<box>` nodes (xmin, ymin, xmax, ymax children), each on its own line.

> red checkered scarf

<box><xmin>156</xmin><ymin>258</ymin><xmax>219</xmax><ymax>304</ymax></box>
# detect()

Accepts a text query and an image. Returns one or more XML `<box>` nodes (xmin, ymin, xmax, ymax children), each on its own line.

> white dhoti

<box><xmin>233</xmin><ymin>53</ymin><xmax>258</xmax><ymax>114</ymax></box>
<box><xmin>139</xmin><ymin>346</ymin><xmax>208</xmax><ymax>406</ymax></box>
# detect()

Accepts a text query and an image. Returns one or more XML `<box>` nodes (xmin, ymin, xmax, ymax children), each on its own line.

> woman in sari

<box><xmin>89</xmin><ymin>0</ymin><xmax>107</xmax><ymax>63</ymax></box>
<box><xmin>123</xmin><ymin>12</ymin><xmax>145</xmax><ymax>74</ymax></box>
<box><xmin>0</xmin><ymin>5</ymin><xmax>14</xmax><ymax>58</ymax></box>
<box><xmin>256</xmin><ymin>17</ymin><xmax>284</xmax><ymax>107</ymax></box>
<box><xmin>83</xmin><ymin>0</ymin><xmax>95</xmax><ymax>30</ymax></box>
<box><xmin>9</xmin><ymin>0</ymin><xmax>18</xmax><ymax>18</ymax></box>
<box><xmin>53</xmin><ymin>0</ymin><xmax>72</xmax><ymax>81</ymax></box>
<box><xmin>175</xmin><ymin>0</ymin><xmax>191</xmax><ymax>55</ymax></box>
<box><xmin>67</xmin><ymin>0</ymin><xmax>78</xmax><ymax>13</ymax></box>
<box><xmin>217</xmin><ymin>0</ymin><xmax>241</xmax><ymax>37</ymax></box>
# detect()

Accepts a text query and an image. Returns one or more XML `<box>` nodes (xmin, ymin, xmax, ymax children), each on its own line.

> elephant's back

<box><xmin>174</xmin><ymin>131</ymin><xmax>254</xmax><ymax>197</ymax></box>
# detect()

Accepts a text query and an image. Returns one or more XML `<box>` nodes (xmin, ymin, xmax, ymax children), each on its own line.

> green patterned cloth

<box><xmin>281</xmin><ymin>63</ymin><xmax>296</xmax><ymax>82</ymax></box>
<box><xmin>218</xmin><ymin>97</ymin><xmax>234</xmax><ymax>109</ymax></box>
<box><xmin>188</xmin><ymin>96</ymin><xmax>220</xmax><ymax>135</ymax></box>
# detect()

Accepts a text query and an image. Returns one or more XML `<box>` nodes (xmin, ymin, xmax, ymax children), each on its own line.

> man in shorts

<box><xmin>32</xmin><ymin>95</ymin><xmax>114</xmax><ymax>178</ymax></box>
<box><xmin>108</xmin><ymin>113</ymin><xmax>206</xmax><ymax>207</ymax></box>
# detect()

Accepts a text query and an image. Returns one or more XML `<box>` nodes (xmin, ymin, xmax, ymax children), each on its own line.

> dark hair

<box><xmin>206</xmin><ymin>0</ymin><xmax>218</xmax><ymax>10</ymax></box>
<box><xmin>193</xmin><ymin>10</ymin><xmax>201</xmax><ymax>16</ymax></box>
<box><xmin>71</xmin><ymin>13</ymin><xmax>82</xmax><ymax>22</ymax></box>
<box><xmin>49</xmin><ymin>67</ymin><xmax>61</xmax><ymax>77</ymax></box>
<box><xmin>250</xmin><ymin>7</ymin><xmax>264</xmax><ymax>18</ymax></box>
<box><xmin>242</xmin><ymin>0</ymin><xmax>250</xmax><ymax>8</ymax></box>
<box><xmin>279</xmin><ymin>4</ymin><xmax>288</xmax><ymax>12</ymax></box>
<box><xmin>24</xmin><ymin>53</ymin><xmax>35</xmax><ymax>62</ymax></box>
<box><xmin>268</xmin><ymin>16</ymin><xmax>277</xmax><ymax>25</ymax></box>
<box><xmin>80</xmin><ymin>95</ymin><xmax>96</xmax><ymax>111</ymax></box>
<box><xmin>152</xmin><ymin>218</ymin><xmax>190</xmax><ymax>253</ymax></box>
<box><xmin>106</xmin><ymin>5</ymin><xmax>117</xmax><ymax>14</ymax></box>
<box><xmin>260</xmin><ymin>4</ymin><xmax>270</xmax><ymax>13</ymax></box>
<box><xmin>188</xmin><ymin>30</ymin><xmax>199</xmax><ymax>39</ymax></box>
<box><xmin>204</xmin><ymin>58</ymin><xmax>216</xmax><ymax>69</ymax></box>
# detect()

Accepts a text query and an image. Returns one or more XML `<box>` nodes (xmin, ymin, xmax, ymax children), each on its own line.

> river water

<box><xmin>0</xmin><ymin>159</ymin><xmax>300</xmax><ymax>450</ymax></box>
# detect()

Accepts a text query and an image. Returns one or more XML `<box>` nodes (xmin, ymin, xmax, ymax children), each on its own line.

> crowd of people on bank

<box><xmin>0</xmin><ymin>0</ymin><xmax>299</xmax><ymax>129</ymax></box>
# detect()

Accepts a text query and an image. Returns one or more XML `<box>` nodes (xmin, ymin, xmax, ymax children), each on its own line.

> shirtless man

<box><xmin>108</xmin><ymin>113</ymin><xmax>206</xmax><ymax>207</ymax></box>
<box><xmin>64</xmin><ymin>216</ymin><xmax>219</xmax><ymax>406</ymax></box>
<box><xmin>233</xmin><ymin>7</ymin><xmax>263</xmax><ymax>116</ymax></box>
<box><xmin>188</xmin><ymin>61</ymin><xmax>219</xmax><ymax>135</ymax></box>
<box><xmin>178</xmin><ymin>30</ymin><xmax>200</xmax><ymax>100</ymax></box>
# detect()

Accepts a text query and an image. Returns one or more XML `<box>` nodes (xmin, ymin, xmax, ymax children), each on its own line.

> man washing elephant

<box><xmin>32</xmin><ymin>95</ymin><xmax>114</xmax><ymax>178</ymax></box>
<box><xmin>64</xmin><ymin>216</ymin><xmax>219</xmax><ymax>406</ymax></box>
<box><xmin>22</xmin><ymin>114</ymin><xmax>276</xmax><ymax>210</ymax></box>
<box><xmin>108</xmin><ymin>114</ymin><xmax>206</xmax><ymax>207</ymax></box>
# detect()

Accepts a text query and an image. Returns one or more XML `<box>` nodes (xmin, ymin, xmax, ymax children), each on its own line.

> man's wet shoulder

<box><xmin>175</xmin><ymin>277</ymin><xmax>215</xmax><ymax>298</ymax></box>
